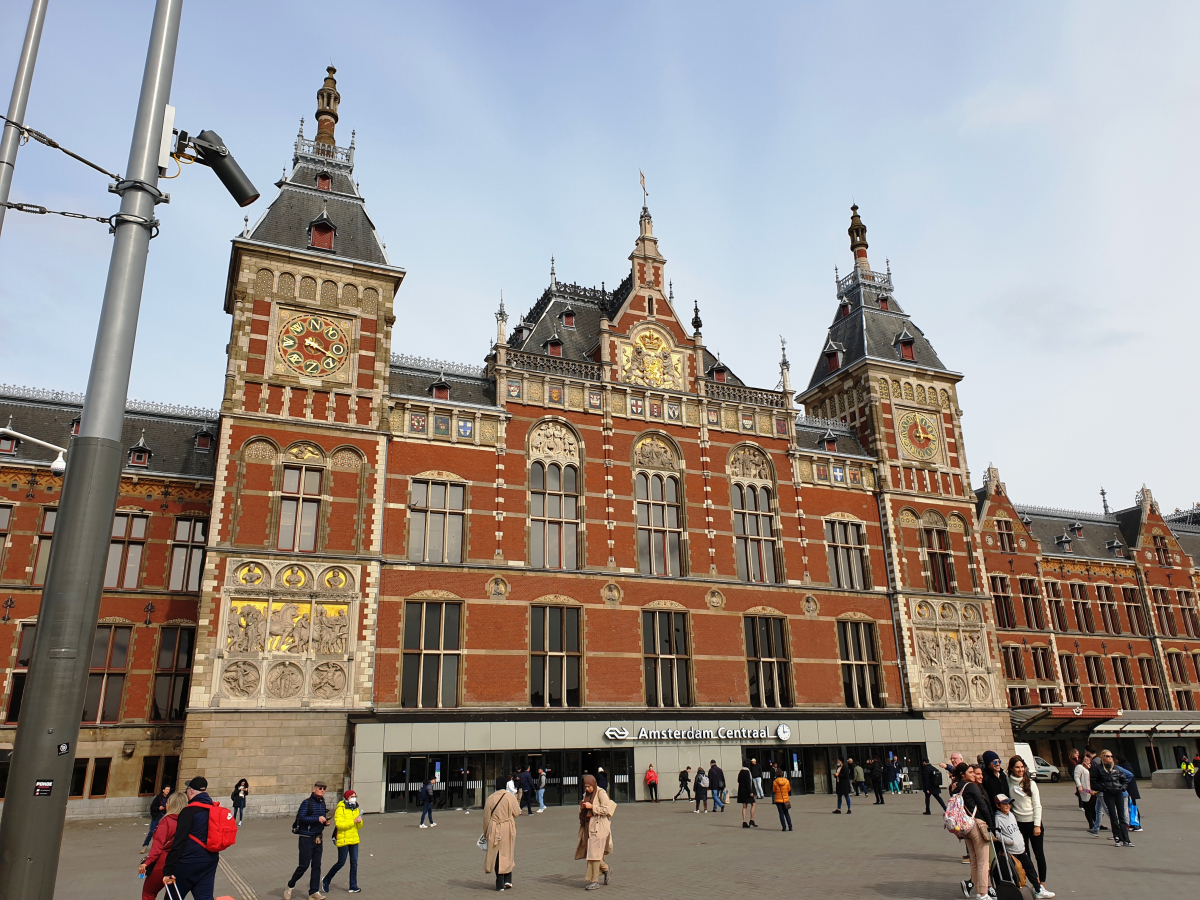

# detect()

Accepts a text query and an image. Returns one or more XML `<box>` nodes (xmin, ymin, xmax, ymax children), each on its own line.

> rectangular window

<box><xmin>104</xmin><ymin>513</ymin><xmax>148</xmax><ymax>589</ymax></box>
<box><xmin>1008</xmin><ymin>686</ymin><xmax>1030</xmax><ymax>707</ymax></box>
<box><xmin>1070</xmin><ymin>583</ymin><xmax>1095</xmax><ymax>633</ymax></box>
<box><xmin>400</xmin><ymin>601</ymin><xmax>461</xmax><ymax>707</ymax></box>
<box><xmin>1177</xmin><ymin>689</ymin><xmax>1196</xmax><ymax>711</ymax></box>
<box><xmin>1123</xmin><ymin>586</ymin><xmax>1148</xmax><ymax>635</ymax></box>
<box><xmin>1167</xmin><ymin>653</ymin><xmax>1190</xmax><ymax>685</ymax></box>
<box><xmin>530</xmin><ymin>605</ymin><xmax>581</xmax><ymax>707</ymax></box>
<box><xmin>1113</xmin><ymin>656</ymin><xmax>1138</xmax><ymax>710</ymax></box>
<box><xmin>407</xmin><ymin>480</ymin><xmax>465</xmax><ymax>564</ymax></box>
<box><xmin>89</xmin><ymin>758</ymin><xmax>112</xmax><ymax>797</ymax></box>
<box><xmin>636</xmin><ymin>473</ymin><xmax>683</xmax><ymax>576</ymax></box>
<box><xmin>529</xmin><ymin>462</ymin><xmax>579</xmax><ymax>570</ymax></box>
<box><xmin>745</xmin><ymin>615</ymin><xmax>792</xmax><ymax>708</ymax></box>
<box><xmin>1152</xmin><ymin>588</ymin><xmax>1177</xmax><ymax>636</ymax></box>
<box><xmin>69</xmin><ymin>758</ymin><xmax>89</xmax><ymax>797</ymax></box>
<box><xmin>5</xmin><ymin>624</ymin><xmax>37</xmax><ymax>723</ymax></box>
<box><xmin>168</xmin><ymin>518</ymin><xmax>207</xmax><ymax>591</ymax></box>
<box><xmin>1037</xmin><ymin>686</ymin><xmax>1058</xmax><ymax>705</ymax></box>
<box><xmin>1097</xmin><ymin>585</ymin><xmax>1121</xmax><ymax>635</ymax></box>
<box><xmin>139</xmin><ymin>756</ymin><xmax>161</xmax><ymax>795</ymax></box>
<box><xmin>990</xmin><ymin>575</ymin><xmax>1017</xmax><ymax>629</ymax></box>
<box><xmin>31</xmin><ymin>508</ymin><xmax>56</xmax><ymax>585</ymax></box>
<box><xmin>996</xmin><ymin>519</ymin><xmax>1015</xmax><ymax>553</ymax></box>
<box><xmin>278</xmin><ymin>465</ymin><xmax>322</xmax><ymax>552</ymax></box>
<box><xmin>1031</xmin><ymin>646</ymin><xmax>1054</xmax><ymax>680</ymax></box>
<box><xmin>1001</xmin><ymin>645</ymin><xmax>1025</xmax><ymax>680</ymax></box>
<box><xmin>1153</xmin><ymin>535</ymin><xmax>1172</xmax><ymax>567</ymax></box>
<box><xmin>1019</xmin><ymin>578</ymin><xmax>1045</xmax><ymax>629</ymax></box>
<box><xmin>642</xmin><ymin>610</ymin><xmax>691</xmax><ymax>707</ymax></box>
<box><xmin>923</xmin><ymin>528</ymin><xmax>955</xmax><ymax>594</ymax></box>
<box><xmin>1084</xmin><ymin>656</ymin><xmax>1110</xmax><ymax>708</ymax></box>
<box><xmin>150</xmin><ymin>626</ymin><xmax>194</xmax><ymax>722</ymax></box>
<box><xmin>1045</xmin><ymin>581</ymin><xmax>1068</xmax><ymax>632</ymax></box>
<box><xmin>1060</xmin><ymin>654</ymin><xmax>1082</xmax><ymax>703</ymax></box>
<box><xmin>1177</xmin><ymin>590</ymin><xmax>1200</xmax><ymax>639</ymax></box>
<box><xmin>837</xmin><ymin>620</ymin><xmax>884</xmax><ymax>709</ymax></box>
<box><xmin>81</xmin><ymin>625</ymin><xmax>131</xmax><ymax>723</ymax></box>
<box><xmin>734</xmin><ymin>485</ymin><xmax>779</xmax><ymax>584</ymax></box>
<box><xmin>825</xmin><ymin>519</ymin><xmax>869</xmax><ymax>590</ymax></box>
<box><xmin>0</xmin><ymin>505</ymin><xmax>10</xmax><ymax>571</ymax></box>
<box><xmin>1138</xmin><ymin>657</ymin><xmax>1165</xmax><ymax>710</ymax></box>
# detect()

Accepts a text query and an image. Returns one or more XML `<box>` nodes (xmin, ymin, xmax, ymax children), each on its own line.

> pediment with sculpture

<box><xmin>616</xmin><ymin>326</ymin><xmax>686</xmax><ymax>391</ymax></box>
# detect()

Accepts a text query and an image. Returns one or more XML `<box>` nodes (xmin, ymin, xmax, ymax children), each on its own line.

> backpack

<box><xmin>187</xmin><ymin>800</ymin><xmax>238</xmax><ymax>852</ymax></box>
<box><xmin>697</xmin><ymin>772</ymin><xmax>709</xmax><ymax>788</ymax></box>
<box><xmin>943</xmin><ymin>793</ymin><xmax>975</xmax><ymax>838</ymax></box>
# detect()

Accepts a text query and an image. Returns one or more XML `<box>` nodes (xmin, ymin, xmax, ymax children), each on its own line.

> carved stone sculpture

<box><xmin>266</xmin><ymin>662</ymin><xmax>304</xmax><ymax>699</ymax></box>
<box><xmin>310</xmin><ymin>662</ymin><xmax>347</xmax><ymax>699</ymax></box>
<box><xmin>729</xmin><ymin>446</ymin><xmax>771</xmax><ymax>481</ymax></box>
<box><xmin>633</xmin><ymin>436</ymin><xmax>675</xmax><ymax>470</ymax></box>
<box><xmin>529</xmin><ymin>421</ymin><xmax>579</xmax><ymax>461</ymax></box>
<box><xmin>222</xmin><ymin>661</ymin><xmax>260</xmax><ymax>698</ymax></box>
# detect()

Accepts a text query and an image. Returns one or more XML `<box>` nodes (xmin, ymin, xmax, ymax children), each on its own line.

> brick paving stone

<box><xmin>55</xmin><ymin>784</ymin><xmax>1199</xmax><ymax>900</ymax></box>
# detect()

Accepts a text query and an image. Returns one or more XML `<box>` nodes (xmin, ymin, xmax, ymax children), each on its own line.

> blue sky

<box><xmin>1</xmin><ymin>1</ymin><xmax>1197</xmax><ymax>515</ymax></box>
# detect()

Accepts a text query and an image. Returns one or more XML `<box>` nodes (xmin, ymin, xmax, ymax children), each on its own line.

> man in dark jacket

<box><xmin>749</xmin><ymin>759</ymin><xmax>764</xmax><ymax>799</ymax></box>
<box><xmin>1094</xmin><ymin>750</ymin><xmax>1132</xmax><ymax>846</ymax></box>
<box><xmin>709</xmin><ymin>760</ymin><xmax>726</xmax><ymax>811</ymax></box>
<box><xmin>920</xmin><ymin>759</ymin><xmax>946</xmax><ymax>814</ymax></box>
<box><xmin>981</xmin><ymin>750</ymin><xmax>1010</xmax><ymax>806</ymax></box>
<box><xmin>869</xmin><ymin>758</ymin><xmax>886</xmax><ymax>805</ymax></box>
<box><xmin>142</xmin><ymin>784</ymin><xmax>173</xmax><ymax>852</ymax></box>
<box><xmin>674</xmin><ymin>766</ymin><xmax>692</xmax><ymax>800</ymax></box>
<box><xmin>519</xmin><ymin>765</ymin><xmax>536</xmax><ymax>815</ymax></box>
<box><xmin>162</xmin><ymin>777</ymin><xmax>219</xmax><ymax>900</ymax></box>
<box><xmin>285</xmin><ymin>782</ymin><xmax>329</xmax><ymax>900</ymax></box>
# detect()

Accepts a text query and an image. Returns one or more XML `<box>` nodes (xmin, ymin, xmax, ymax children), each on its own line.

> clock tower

<box><xmin>797</xmin><ymin>207</ymin><xmax>1010</xmax><ymax>759</ymax></box>
<box><xmin>181</xmin><ymin>68</ymin><xmax>406</xmax><ymax>810</ymax></box>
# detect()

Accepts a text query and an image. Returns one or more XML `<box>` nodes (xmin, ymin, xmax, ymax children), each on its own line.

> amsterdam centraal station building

<box><xmin>2</xmin><ymin>70</ymin><xmax>1198</xmax><ymax>817</ymax></box>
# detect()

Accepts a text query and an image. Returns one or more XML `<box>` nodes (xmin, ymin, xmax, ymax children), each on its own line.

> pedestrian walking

<box><xmin>322</xmin><ymin>789</ymin><xmax>363</xmax><ymax>895</ymax></box>
<box><xmin>576</xmin><ymin>773</ymin><xmax>616</xmax><ymax>890</ymax></box>
<box><xmin>852</xmin><ymin>760</ymin><xmax>865</xmax><ymax>796</ymax></box>
<box><xmin>981</xmin><ymin>751</ymin><xmax>1010</xmax><ymax>806</ymax></box>
<box><xmin>749</xmin><ymin>758</ymin><xmax>764</xmax><ymax>799</ymax></box>
<box><xmin>1117</xmin><ymin>756</ymin><xmax>1141</xmax><ymax>832</ymax></box>
<box><xmin>520</xmin><ymin>766</ymin><xmax>537</xmax><ymax>815</ymax></box>
<box><xmin>597</xmin><ymin>767</ymin><xmax>608</xmax><ymax>791</ymax></box>
<box><xmin>772</xmin><ymin>767</ymin><xmax>793</xmax><ymax>832</ymax></box>
<box><xmin>162</xmin><ymin>776</ymin><xmax>228</xmax><ymax>900</ymax></box>
<box><xmin>140</xmin><ymin>790</ymin><xmax>187</xmax><ymax>900</ymax></box>
<box><xmin>869</xmin><ymin>757</ymin><xmax>886</xmax><ymax>805</ymax></box>
<box><xmin>693</xmin><ymin>765</ymin><xmax>709</xmax><ymax>812</ymax></box>
<box><xmin>418</xmin><ymin>777</ymin><xmax>437</xmax><ymax>827</ymax></box>
<box><xmin>1095</xmin><ymin>750</ymin><xmax>1133</xmax><ymax>846</ymax></box>
<box><xmin>921</xmin><ymin>759</ymin><xmax>946</xmax><ymax>814</ymax></box>
<box><xmin>957</xmin><ymin>764</ymin><xmax>993</xmax><ymax>900</ymax></box>
<box><xmin>230</xmin><ymin>779</ymin><xmax>249</xmax><ymax>826</ymax></box>
<box><xmin>993</xmin><ymin>794</ymin><xmax>1054</xmax><ymax>898</ymax></box>
<box><xmin>832</xmin><ymin>757</ymin><xmax>852</xmax><ymax>813</ymax></box>
<box><xmin>537</xmin><ymin>766</ymin><xmax>548</xmax><ymax>811</ymax></box>
<box><xmin>884</xmin><ymin>757</ymin><xmax>898</xmax><ymax>794</ymax></box>
<box><xmin>709</xmin><ymin>760</ymin><xmax>726</xmax><ymax>811</ymax></box>
<box><xmin>1007</xmin><ymin>756</ymin><xmax>1050</xmax><ymax>892</ymax></box>
<box><xmin>644</xmin><ymin>764</ymin><xmax>659</xmax><ymax>802</ymax></box>
<box><xmin>483</xmin><ymin>776</ymin><xmax>519</xmax><ymax>891</ymax></box>
<box><xmin>737</xmin><ymin>760</ymin><xmax>758</xmax><ymax>828</ymax></box>
<box><xmin>285</xmin><ymin>781</ymin><xmax>329</xmax><ymax>900</ymax></box>
<box><xmin>142</xmin><ymin>784</ymin><xmax>172</xmax><ymax>852</ymax></box>
<box><xmin>1073</xmin><ymin>751</ymin><xmax>1096</xmax><ymax>832</ymax></box>
<box><xmin>673</xmin><ymin>766</ymin><xmax>692</xmax><ymax>801</ymax></box>
<box><xmin>506</xmin><ymin>773</ymin><xmax>518</xmax><ymax>795</ymax></box>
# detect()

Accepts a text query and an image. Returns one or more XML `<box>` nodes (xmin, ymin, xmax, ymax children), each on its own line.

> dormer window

<box><xmin>899</xmin><ymin>340</ymin><xmax>914</xmax><ymax>361</ymax></box>
<box><xmin>311</xmin><ymin>222</ymin><xmax>334</xmax><ymax>250</ymax></box>
<box><xmin>713</xmin><ymin>366</ymin><xmax>728</xmax><ymax>383</ymax></box>
<box><xmin>1105</xmin><ymin>539</ymin><xmax>1124</xmax><ymax>557</ymax></box>
<box><xmin>0</xmin><ymin>436</ymin><xmax>17</xmax><ymax>455</ymax></box>
<box><xmin>839</xmin><ymin>301</ymin><xmax>851</xmax><ymax>319</ymax></box>
<box><xmin>878</xmin><ymin>295</ymin><xmax>890</xmax><ymax>311</ymax></box>
<box><xmin>547</xmin><ymin>340</ymin><xmax>563</xmax><ymax>357</ymax></box>
<box><xmin>195</xmin><ymin>433</ymin><xmax>213</xmax><ymax>452</ymax></box>
<box><xmin>826</xmin><ymin>351</ymin><xmax>840</xmax><ymax>373</ymax></box>
<box><xmin>824</xmin><ymin>436</ymin><xmax>837</xmax><ymax>453</ymax></box>
<box><xmin>128</xmin><ymin>430</ymin><xmax>151</xmax><ymax>468</ymax></box>
<box><xmin>562</xmin><ymin>309</ymin><xmax>576</xmax><ymax>328</ymax></box>
<box><xmin>1072</xmin><ymin>521</ymin><xmax>1084</xmax><ymax>538</ymax></box>
<box><xmin>71</xmin><ymin>418</ymin><xmax>81</xmax><ymax>436</ymax></box>
<box><xmin>316</xmin><ymin>172</ymin><xmax>332</xmax><ymax>191</ymax></box>
<box><xmin>1056</xmin><ymin>531</ymin><xmax>1073</xmax><ymax>552</ymax></box>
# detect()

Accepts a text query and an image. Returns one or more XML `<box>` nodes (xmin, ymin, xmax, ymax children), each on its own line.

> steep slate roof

<box><xmin>796</xmin><ymin>421</ymin><xmax>871</xmax><ymax>458</ymax></box>
<box><xmin>1013</xmin><ymin>503</ymin><xmax>1132</xmax><ymax>562</ymax></box>
<box><xmin>0</xmin><ymin>387</ymin><xmax>219</xmax><ymax>480</ymax></box>
<box><xmin>245</xmin><ymin>130</ymin><xmax>389</xmax><ymax>266</ymax></box>
<box><xmin>806</xmin><ymin>266</ymin><xmax>949</xmax><ymax>391</ymax></box>
<box><xmin>389</xmin><ymin>358</ymin><xmax>499</xmax><ymax>408</ymax></box>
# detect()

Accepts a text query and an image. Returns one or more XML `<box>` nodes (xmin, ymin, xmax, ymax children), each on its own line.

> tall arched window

<box><xmin>531</xmin><ymin>461</ymin><xmax>578</xmax><ymax>569</ymax></box>
<box><xmin>733</xmin><ymin>484</ymin><xmax>776</xmax><ymax>583</ymax></box>
<box><xmin>636</xmin><ymin>472</ymin><xmax>681</xmax><ymax>576</ymax></box>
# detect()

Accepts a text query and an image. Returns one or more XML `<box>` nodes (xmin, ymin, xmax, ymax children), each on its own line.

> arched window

<box><xmin>733</xmin><ymin>484</ymin><xmax>777</xmax><ymax>583</ymax></box>
<box><xmin>531</xmin><ymin>461</ymin><xmax>578</xmax><ymax>569</ymax></box>
<box><xmin>636</xmin><ymin>472</ymin><xmax>681</xmax><ymax>576</ymax></box>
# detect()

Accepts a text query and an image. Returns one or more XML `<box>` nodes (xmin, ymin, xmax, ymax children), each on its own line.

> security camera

<box><xmin>50</xmin><ymin>451</ymin><xmax>66</xmax><ymax>476</ymax></box>
<box><xmin>173</xmin><ymin>128</ymin><xmax>260</xmax><ymax>207</ymax></box>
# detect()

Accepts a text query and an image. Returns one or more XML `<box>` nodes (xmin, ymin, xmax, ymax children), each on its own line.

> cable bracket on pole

<box><xmin>108</xmin><ymin>179</ymin><xmax>170</xmax><ymax>204</ymax></box>
<box><xmin>108</xmin><ymin>211</ymin><xmax>160</xmax><ymax>239</ymax></box>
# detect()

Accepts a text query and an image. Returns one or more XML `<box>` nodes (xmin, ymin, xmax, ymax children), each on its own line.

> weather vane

<box><xmin>639</xmin><ymin>170</ymin><xmax>648</xmax><ymax>206</ymax></box>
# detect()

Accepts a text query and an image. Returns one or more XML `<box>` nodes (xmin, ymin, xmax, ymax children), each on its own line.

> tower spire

<box><xmin>314</xmin><ymin>66</ymin><xmax>341</xmax><ymax>149</ymax></box>
<box><xmin>848</xmin><ymin>204</ymin><xmax>869</xmax><ymax>273</ymax></box>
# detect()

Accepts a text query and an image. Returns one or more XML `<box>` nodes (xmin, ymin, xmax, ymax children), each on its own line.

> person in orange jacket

<box><xmin>643</xmin><ymin>765</ymin><xmax>659</xmax><ymax>802</ymax></box>
<box><xmin>772</xmin><ymin>767</ymin><xmax>793</xmax><ymax>832</ymax></box>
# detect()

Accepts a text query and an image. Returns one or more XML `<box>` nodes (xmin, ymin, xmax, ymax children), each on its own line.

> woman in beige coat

<box><xmin>575</xmin><ymin>773</ymin><xmax>616</xmax><ymax>890</ymax></box>
<box><xmin>484</xmin><ymin>776</ymin><xmax>520</xmax><ymax>891</ymax></box>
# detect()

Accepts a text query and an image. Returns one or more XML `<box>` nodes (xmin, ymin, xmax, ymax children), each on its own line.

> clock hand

<box><xmin>304</xmin><ymin>337</ymin><xmax>339</xmax><ymax>359</ymax></box>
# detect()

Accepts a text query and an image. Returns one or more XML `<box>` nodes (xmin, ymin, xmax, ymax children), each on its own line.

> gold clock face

<box><xmin>897</xmin><ymin>411</ymin><xmax>939</xmax><ymax>460</ymax></box>
<box><xmin>277</xmin><ymin>313</ymin><xmax>350</xmax><ymax>378</ymax></box>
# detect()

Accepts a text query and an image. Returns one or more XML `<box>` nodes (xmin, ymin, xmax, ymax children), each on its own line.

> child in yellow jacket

<box><xmin>322</xmin><ymin>789</ymin><xmax>363</xmax><ymax>894</ymax></box>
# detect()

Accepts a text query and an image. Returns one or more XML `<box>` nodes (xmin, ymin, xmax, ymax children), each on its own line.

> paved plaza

<box><xmin>57</xmin><ymin>783</ymin><xmax>1198</xmax><ymax>900</ymax></box>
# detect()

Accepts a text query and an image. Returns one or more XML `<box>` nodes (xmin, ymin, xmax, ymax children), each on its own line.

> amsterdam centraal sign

<box><xmin>603</xmin><ymin>723</ymin><xmax>792</xmax><ymax>742</ymax></box>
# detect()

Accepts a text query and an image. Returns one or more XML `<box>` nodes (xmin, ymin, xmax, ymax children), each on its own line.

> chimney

<box><xmin>848</xmin><ymin>204</ymin><xmax>869</xmax><ymax>273</ymax></box>
<box><xmin>315</xmin><ymin>66</ymin><xmax>341</xmax><ymax>149</ymax></box>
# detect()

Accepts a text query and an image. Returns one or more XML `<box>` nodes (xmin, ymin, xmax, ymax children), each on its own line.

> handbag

<box><xmin>784</xmin><ymin>800</ymin><xmax>792</xmax><ymax>810</ymax></box>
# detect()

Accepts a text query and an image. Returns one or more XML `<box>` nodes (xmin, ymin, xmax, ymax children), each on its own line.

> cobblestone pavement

<box><xmin>57</xmin><ymin>784</ymin><xmax>1199</xmax><ymax>900</ymax></box>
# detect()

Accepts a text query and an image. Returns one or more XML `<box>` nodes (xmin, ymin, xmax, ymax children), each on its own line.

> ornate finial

<box><xmin>1100</xmin><ymin>486</ymin><xmax>1110</xmax><ymax>515</ymax></box>
<box><xmin>639</xmin><ymin>169</ymin><xmax>648</xmax><ymax>207</ymax></box>
<box><xmin>550</xmin><ymin>256</ymin><xmax>556</xmax><ymax>286</ymax></box>
<box><xmin>350</xmin><ymin>129</ymin><xmax>356</xmax><ymax>147</ymax></box>
<box><xmin>691</xmin><ymin>299</ymin><xmax>703</xmax><ymax>333</ymax></box>
<box><xmin>669</xmin><ymin>280</ymin><xmax>674</xmax><ymax>301</ymax></box>
<box><xmin>242</xmin><ymin>215</ymin><xmax>249</xmax><ymax>236</ymax></box>
<box><xmin>834</xmin><ymin>264</ymin><xmax>839</xmax><ymax>283</ymax></box>
<box><xmin>298</xmin><ymin>117</ymin><xmax>305</xmax><ymax>138</ymax></box>
<box><xmin>886</xmin><ymin>257</ymin><xmax>891</xmax><ymax>276</ymax></box>
<box><xmin>849</xmin><ymin>203</ymin><xmax>870</xmax><ymax>272</ymax></box>
<box><xmin>314</xmin><ymin>66</ymin><xmax>341</xmax><ymax>148</ymax></box>
<box><xmin>601</xmin><ymin>281</ymin><xmax>605</xmax><ymax>296</ymax></box>
<box><xmin>779</xmin><ymin>335</ymin><xmax>789</xmax><ymax>367</ymax></box>
<box><xmin>496</xmin><ymin>291</ymin><xmax>507</xmax><ymax>323</ymax></box>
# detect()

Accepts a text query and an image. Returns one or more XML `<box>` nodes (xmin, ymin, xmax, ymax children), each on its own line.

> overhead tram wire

<box><xmin>0</xmin><ymin>112</ymin><xmax>123</xmax><ymax>181</ymax></box>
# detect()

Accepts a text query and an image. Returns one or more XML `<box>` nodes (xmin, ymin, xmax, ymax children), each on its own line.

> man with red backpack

<box><xmin>162</xmin><ymin>776</ymin><xmax>238</xmax><ymax>900</ymax></box>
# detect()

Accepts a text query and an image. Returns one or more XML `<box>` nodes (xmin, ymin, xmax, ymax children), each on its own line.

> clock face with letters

<box><xmin>897</xmin><ymin>410</ymin><xmax>939</xmax><ymax>460</ymax></box>
<box><xmin>277</xmin><ymin>312</ymin><xmax>350</xmax><ymax>379</ymax></box>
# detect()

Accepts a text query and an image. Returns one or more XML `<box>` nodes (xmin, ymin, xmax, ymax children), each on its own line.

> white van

<box><xmin>1014</xmin><ymin>742</ymin><xmax>1061</xmax><ymax>782</ymax></box>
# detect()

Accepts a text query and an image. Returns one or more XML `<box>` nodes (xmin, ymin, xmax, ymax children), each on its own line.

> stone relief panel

<box><xmin>529</xmin><ymin>421</ymin><xmax>579</xmax><ymax>462</ymax></box>
<box><xmin>911</xmin><ymin>598</ymin><xmax>993</xmax><ymax>709</ymax></box>
<box><xmin>728</xmin><ymin>445</ymin><xmax>771</xmax><ymax>481</ymax></box>
<box><xmin>617</xmin><ymin>328</ymin><xmax>685</xmax><ymax>390</ymax></box>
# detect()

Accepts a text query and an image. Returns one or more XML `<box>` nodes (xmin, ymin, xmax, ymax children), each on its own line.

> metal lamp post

<box><xmin>0</xmin><ymin>1</ymin><xmax>183</xmax><ymax>896</ymax></box>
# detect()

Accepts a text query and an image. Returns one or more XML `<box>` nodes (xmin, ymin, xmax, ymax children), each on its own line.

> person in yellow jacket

<box><xmin>322</xmin><ymin>789</ymin><xmax>363</xmax><ymax>894</ymax></box>
<box><xmin>772</xmin><ymin>768</ymin><xmax>793</xmax><ymax>832</ymax></box>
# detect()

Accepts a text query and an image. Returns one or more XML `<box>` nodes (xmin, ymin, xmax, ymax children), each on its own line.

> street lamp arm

<box><xmin>0</xmin><ymin>426</ymin><xmax>68</xmax><ymax>454</ymax></box>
